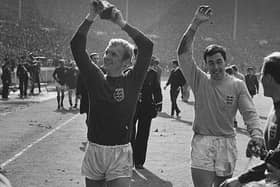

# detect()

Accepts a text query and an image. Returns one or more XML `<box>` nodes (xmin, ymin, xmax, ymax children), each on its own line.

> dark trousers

<box><xmin>131</xmin><ymin>114</ymin><xmax>153</xmax><ymax>166</ymax></box>
<box><xmin>2</xmin><ymin>83</ymin><xmax>9</xmax><ymax>99</ymax></box>
<box><xmin>19</xmin><ymin>77</ymin><xmax>28</xmax><ymax>97</ymax></box>
<box><xmin>170</xmin><ymin>88</ymin><xmax>180</xmax><ymax>115</ymax></box>
<box><xmin>30</xmin><ymin>73</ymin><xmax>41</xmax><ymax>94</ymax></box>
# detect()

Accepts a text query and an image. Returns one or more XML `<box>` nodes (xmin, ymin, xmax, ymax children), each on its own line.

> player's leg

<box><xmin>191</xmin><ymin>168</ymin><xmax>215</xmax><ymax>187</ymax></box>
<box><xmin>191</xmin><ymin>134</ymin><xmax>216</xmax><ymax>187</ymax></box>
<box><xmin>213</xmin><ymin>137</ymin><xmax>237</xmax><ymax>187</ymax></box>
<box><xmin>85</xmin><ymin>178</ymin><xmax>106</xmax><ymax>187</ymax></box>
<box><xmin>107</xmin><ymin>177</ymin><xmax>130</xmax><ymax>187</ymax></box>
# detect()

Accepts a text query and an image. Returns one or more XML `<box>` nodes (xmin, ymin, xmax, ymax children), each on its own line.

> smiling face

<box><xmin>205</xmin><ymin>52</ymin><xmax>226</xmax><ymax>80</ymax></box>
<box><xmin>103</xmin><ymin>44</ymin><xmax>125</xmax><ymax>73</ymax></box>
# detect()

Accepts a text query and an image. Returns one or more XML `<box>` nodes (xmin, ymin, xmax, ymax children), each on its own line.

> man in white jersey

<box><xmin>177</xmin><ymin>5</ymin><xmax>265</xmax><ymax>187</ymax></box>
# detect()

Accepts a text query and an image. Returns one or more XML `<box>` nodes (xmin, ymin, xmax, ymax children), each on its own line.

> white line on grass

<box><xmin>1</xmin><ymin>114</ymin><xmax>79</xmax><ymax>168</ymax></box>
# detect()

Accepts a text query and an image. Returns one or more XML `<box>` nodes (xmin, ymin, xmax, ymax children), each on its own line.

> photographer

<box><xmin>70</xmin><ymin>1</ymin><xmax>153</xmax><ymax>186</ymax></box>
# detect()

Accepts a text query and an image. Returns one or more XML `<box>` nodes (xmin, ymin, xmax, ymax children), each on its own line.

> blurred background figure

<box><xmin>231</xmin><ymin>64</ymin><xmax>245</xmax><ymax>81</ymax></box>
<box><xmin>131</xmin><ymin>57</ymin><xmax>163</xmax><ymax>169</ymax></box>
<box><xmin>164</xmin><ymin>60</ymin><xmax>186</xmax><ymax>117</ymax></box>
<box><xmin>225</xmin><ymin>66</ymin><xmax>234</xmax><ymax>75</ymax></box>
<box><xmin>150</xmin><ymin>56</ymin><xmax>162</xmax><ymax>83</ymax></box>
<box><xmin>1</xmin><ymin>59</ymin><xmax>12</xmax><ymax>100</ymax></box>
<box><xmin>245</xmin><ymin>67</ymin><xmax>259</xmax><ymax>98</ymax></box>
<box><xmin>52</xmin><ymin>59</ymin><xmax>68</xmax><ymax>110</ymax></box>
<box><xmin>27</xmin><ymin>53</ymin><xmax>41</xmax><ymax>95</ymax></box>
<box><xmin>16</xmin><ymin>56</ymin><xmax>29</xmax><ymax>98</ymax></box>
<box><xmin>66</xmin><ymin>61</ymin><xmax>79</xmax><ymax>109</ymax></box>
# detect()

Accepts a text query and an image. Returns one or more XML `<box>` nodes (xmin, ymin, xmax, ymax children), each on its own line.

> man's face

<box><xmin>248</xmin><ymin>69</ymin><xmax>253</xmax><ymax>75</ymax></box>
<box><xmin>205</xmin><ymin>52</ymin><xmax>226</xmax><ymax>80</ymax></box>
<box><xmin>91</xmin><ymin>55</ymin><xmax>99</xmax><ymax>64</ymax></box>
<box><xmin>59</xmin><ymin>62</ymin><xmax>64</xmax><ymax>68</ymax></box>
<box><xmin>103</xmin><ymin>44</ymin><xmax>125</xmax><ymax>72</ymax></box>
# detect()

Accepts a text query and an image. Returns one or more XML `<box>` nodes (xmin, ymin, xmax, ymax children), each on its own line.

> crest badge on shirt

<box><xmin>113</xmin><ymin>88</ymin><xmax>125</xmax><ymax>102</ymax></box>
<box><xmin>226</xmin><ymin>95</ymin><xmax>234</xmax><ymax>105</ymax></box>
<box><xmin>269</xmin><ymin>123</ymin><xmax>277</xmax><ymax>139</ymax></box>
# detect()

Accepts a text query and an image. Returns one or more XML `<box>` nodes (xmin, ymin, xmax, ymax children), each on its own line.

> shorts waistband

<box><xmin>88</xmin><ymin>142</ymin><xmax>131</xmax><ymax>149</ymax></box>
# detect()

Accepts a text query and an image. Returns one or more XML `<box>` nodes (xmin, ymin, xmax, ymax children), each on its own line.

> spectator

<box><xmin>151</xmin><ymin>56</ymin><xmax>162</xmax><ymax>83</ymax></box>
<box><xmin>164</xmin><ymin>60</ymin><xmax>186</xmax><ymax>117</ymax></box>
<box><xmin>225</xmin><ymin>66</ymin><xmax>234</xmax><ymax>75</ymax></box>
<box><xmin>16</xmin><ymin>56</ymin><xmax>29</xmax><ymax>98</ymax></box>
<box><xmin>70</xmin><ymin>1</ymin><xmax>153</xmax><ymax>187</ymax></box>
<box><xmin>245</xmin><ymin>67</ymin><xmax>259</xmax><ymax>98</ymax></box>
<box><xmin>65</xmin><ymin>61</ymin><xmax>79</xmax><ymax>108</ymax></box>
<box><xmin>131</xmin><ymin>60</ymin><xmax>162</xmax><ymax>169</ymax></box>
<box><xmin>27</xmin><ymin>54</ymin><xmax>41</xmax><ymax>95</ymax></box>
<box><xmin>231</xmin><ymin>64</ymin><xmax>245</xmax><ymax>81</ymax></box>
<box><xmin>1</xmin><ymin>60</ymin><xmax>12</xmax><ymax>100</ymax></box>
<box><xmin>177</xmin><ymin>5</ymin><xmax>264</xmax><ymax>187</ymax></box>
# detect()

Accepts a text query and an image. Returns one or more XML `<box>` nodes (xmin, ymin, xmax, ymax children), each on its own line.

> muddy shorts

<box><xmin>191</xmin><ymin>134</ymin><xmax>238</xmax><ymax>176</ymax></box>
<box><xmin>81</xmin><ymin>142</ymin><xmax>133</xmax><ymax>181</ymax></box>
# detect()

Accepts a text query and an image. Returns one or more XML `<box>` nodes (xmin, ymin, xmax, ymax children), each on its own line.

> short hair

<box><xmin>247</xmin><ymin>67</ymin><xmax>254</xmax><ymax>72</ymax></box>
<box><xmin>107</xmin><ymin>38</ymin><xmax>134</xmax><ymax>62</ymax></box>
<box><xmin>150</xmin><ymin>56</ymin><xmax>160</xmax><ymax>66</ymax></box>
<box><xmin>263</xmin><ymin>52</ymin><xmax>280</xmax><ymax>84</ymax></box>
<box><xmin>225</xmin><ymin>66</ymin><xmax>233</xmax><ymax>75</ymax></box>
<box><xmin>231</xmin><ymin>65</ymin><xmax>238</xmax><ymax>72</ymax></box>
<box><xmin>172</xmin><ymin>59</ymin><xmax>179</xmax><ymax>66</ymax></box>
<box><xmin>90</xmin><ymin>53</ymin><xmax>98</xmax><ymax>59</ymax></box>
<box><xmin>203</xmin><ymin>44</ymin><xmax>227</xmax><ymax>63</ymax></box>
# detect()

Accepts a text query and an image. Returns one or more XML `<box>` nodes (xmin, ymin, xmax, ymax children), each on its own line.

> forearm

<box><xmin>124</xmin><ymin>23</ymin><xmax>153</xmax><ymax>84</ymax></box>
<box><xmin>239</xmin><ymin>83</ymin><xmax>263</xmax><ymax>137</ymax></box>
<box><xmin>70</xmin><ymin>17</ymin><xmax>102</xmax><ymax>83</ymax></box>
<box><xmin>238</xmin><ymin>162</ymin><xmax>267</xmax><ymax>184</ymax></box>
<box><xmin>177</xmin><ymin>19</ymin><xmax>199</xmax><ymax>56</ymax></box>
<box><xmin>122</xmin><ymin>23</ymin><xmax>153</xmax><ymax>53</ymax></box>
<box><xmin>70</xmin><ymin>18</ymin><xmax>93</xmax><ymax>57</ymax></box>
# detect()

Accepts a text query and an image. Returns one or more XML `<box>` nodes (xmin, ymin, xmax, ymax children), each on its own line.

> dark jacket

<box><xmin>1</xmin><ymin>65</ymin><xmax>12</xmax><ymax>84</ymax></box>
<box><xmin>135</xmin><ymin>67</ymin><xmax>163</xmax><ymax>118</ymax></box>
<box><xmin>16</xmin><ymin>64</ymin><xmax>29</xmax><ymax>79</ymax></box>
<box><xmin>245</xmin><ymin>74</ymin><xmax>259</xmax><ymax>95</ymax></box>
<box><xmin>76</xmin><ymin>73</ymin><xmax>89</xmax><ymax>115</ymax></box>
<box><xmin>166</xmin><ymin>67</ymin><xmax>186</xmax><ymax>91</ymax></box>
<box><xmin>65</xmin><ymin>67</ymin><xmax>79</xmax><ymax>89</ymax></box>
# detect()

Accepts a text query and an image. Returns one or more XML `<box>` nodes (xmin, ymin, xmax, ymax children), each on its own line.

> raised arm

<box><xmin>113</xmin><ymin>9</ymin><xmax>153</xmax><ymax>84</ymax></box>
<box><xmin>176</xmin><ymin>5</ymin><xmax>212</xmax><ymax>90</ymax></box>
<box><xmin>70</xmin><ymin>1</ymin><xmax>105</xmax><ymax>86</ymax></box>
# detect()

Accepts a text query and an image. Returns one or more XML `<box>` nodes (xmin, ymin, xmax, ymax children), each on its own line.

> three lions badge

<box><xmin>113</xmin><ymin>88</ymin><xmax>125</xmax><ymax>102</ymax></box>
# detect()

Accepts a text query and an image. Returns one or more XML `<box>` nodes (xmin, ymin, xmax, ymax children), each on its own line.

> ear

<box><xmin>122</xmin><ymin>58</ymin><xmax>131</xmax><ymax>67</ymax></box>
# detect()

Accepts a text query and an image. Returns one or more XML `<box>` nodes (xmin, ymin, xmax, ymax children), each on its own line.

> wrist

<box><xmin>118</xmin><ymin>20</ymin><xmax>127</xmax><ymax>29</ymax></box>
<box><xmin>190</xmin><ymin>18</ymin><xmax>200</xmax><ymax>30</ymax></box>
<box><xmin>86</xmin><ymin>13</ymin><xmax>97</xmax><ymax>22</ymax></box>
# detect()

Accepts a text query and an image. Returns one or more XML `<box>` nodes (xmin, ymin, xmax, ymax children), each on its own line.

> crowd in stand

<box><xmin>1</xmin><ymin>1</ymin><xmax>280</xmax><ymax>187</ymax></box>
